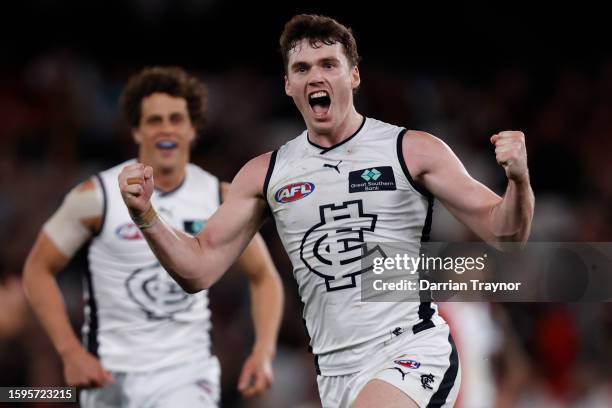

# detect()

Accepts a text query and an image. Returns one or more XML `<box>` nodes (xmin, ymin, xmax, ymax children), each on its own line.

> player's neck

<box><xmin>154</xmin><ymin>167</ymin><xmax>186</xmax><ymax>193</ymax></box>
<box><xmin>307</xmin><ymin>108</ymin><xmax>363</xmax><ymax>147</ymax></box>
<box><xmin>138</xmin><ymin>155</ymin><xmax>187</xmax><ymax>193</ymax></box>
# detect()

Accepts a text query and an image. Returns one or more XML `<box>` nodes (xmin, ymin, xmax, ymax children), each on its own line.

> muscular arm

<box><xmin>220</xmin><ymin>182</ymin><xmax>283</xmax><ymax>363</ymax></box>
<box><xmin>119</xmin><ymin>153</ymin><xmax>273</xmax><ymax>293</ymax></box>
<box><xmin>221</xmin><ymin>178</ymin><xmax>284</xmax><ymax>396</ymax></box>
<box><xmin>22</xmin><ymin>178</ymin><xmax>112</xmax><ymax>386</ymax></box>
<box><xmin>404</xmin><ymin>130</ymin><xmax>534</xmax><ymax>245</ymax></box>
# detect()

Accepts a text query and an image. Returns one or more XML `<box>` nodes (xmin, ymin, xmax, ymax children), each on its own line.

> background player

<box><xmin>23</xmin><ymin>66</ymin><xmax>283</xmax><ymax>407</ymax></box>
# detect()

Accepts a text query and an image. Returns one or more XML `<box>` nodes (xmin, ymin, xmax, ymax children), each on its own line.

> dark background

<box><xmin>1</xmin><ymin>2</ymin><xmax>611</xmax><ymax>407</ymax></box>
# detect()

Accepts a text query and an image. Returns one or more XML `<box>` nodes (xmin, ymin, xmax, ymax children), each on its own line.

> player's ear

<box><xmin>132</xmin><ymin>128</ymin><xmax>142</xmax><ymax>145</ymax></box>
<box><xmin>186</xmin><ymin>125</ymin><xmax>196</xmax><ymax>143</ymax></box>
<box><xmin>351</xmin><ymin>65</ymin><xmax>361</xmax><ymax>90</ymax></box>
<box><xmin>284</xmin><ymin>75</ymin><xmax>292</xmax><ymax>97</ymax></box>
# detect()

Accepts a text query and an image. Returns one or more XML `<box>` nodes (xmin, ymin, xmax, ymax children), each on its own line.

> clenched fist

<box><xmin>490</xmin><ymin>131</ymin><xmax>529</xmax><ymax>183</ymax></box>
<box><xmin>61</xmin><ymin>345</ymin><xmax>114</xmax><ymax>388</ymax></box>
<box><xmin>238</xmin><ymin>348</ymin><xmax>274</xmax><ymax>398</ymax></box>
<box><xmin>118</xmin><ymin>163</ymin><xmax>155</xmax><ymax>218</ymax></box>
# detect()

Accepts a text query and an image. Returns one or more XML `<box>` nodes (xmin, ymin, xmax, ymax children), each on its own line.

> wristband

<box><xmin>131</xmin><ymin>205</ymin><xmax>158</xmax><ymax>230</ymax></box>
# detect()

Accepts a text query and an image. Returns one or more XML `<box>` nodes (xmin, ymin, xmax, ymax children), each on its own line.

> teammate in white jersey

<box><xmin>118</xmin><ymin>16</ymin><xmax>534</xmax><ymax>408</ymax></box>
<box><xmin>22</xmin><ymin>66</ymin><xmax>283</xmax><ymax>407</ymax></box>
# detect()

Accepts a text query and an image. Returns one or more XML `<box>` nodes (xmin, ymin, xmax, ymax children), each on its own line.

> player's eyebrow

<box><xmin>145</xmin><ymin>114</ymin><xmax>163</xmax><ymax>124</ymax></box>
<box><xmin>290</xmin><ymin>56</ymin><xmax>340</xmax><ymax>72</ymax></box>
<box><xmin>169</xmin><ymin>112</ymin><xmax>186</xmax><ymax>122</ymax></box>
<box><xmin>319</xmin><ymin>57</ymin><xmax>340</xmax><ymax>65</ymax></box>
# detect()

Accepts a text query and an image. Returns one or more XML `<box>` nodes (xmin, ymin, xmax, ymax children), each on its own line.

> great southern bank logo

<box><xmin>361</xmin><ymin>168</ymin><xmax>382</xmax><ymax>181</ymax></box>
<box><xmin>349</xmin><ymin>166</ymin><xmax>396</xmax><ymax>193</ymax></box>
<box><xmin>275</xmin><ymin>182</ymin><xmax>315</xmax><ymax>203</ymax></box>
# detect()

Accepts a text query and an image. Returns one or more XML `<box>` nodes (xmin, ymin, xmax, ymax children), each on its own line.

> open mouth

<box><xmin>155</xmin><ymin>140</ymin><xmax>178</xmax><ymax>150</ymax></box>
<box><xmin>308</xmin><ymin>90</ymin><xmax>331</xmax><ymax>116</ymax></box>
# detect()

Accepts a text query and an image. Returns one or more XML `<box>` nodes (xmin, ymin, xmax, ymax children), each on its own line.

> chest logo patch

<box><xmin>275</xmin><ymin>182</ymin><xmax>315</xmax><ymax>203</ymax></box>
<box><xmin>349</xmin><ymin>166</ymin><xmax>396</xmax><ymax>193</ymax></box>
<box><xmin>115</xmin><ymin>223</ymin><xmax>143</xmax><ymax>240</ymax></box>
<box><xmin>184</xmin><ymin>219</ymin><xmax>206</xmax><ymax>235</ymax></box>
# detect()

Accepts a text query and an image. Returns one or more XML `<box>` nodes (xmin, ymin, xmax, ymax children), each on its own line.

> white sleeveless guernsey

<box><xmin>85</xmin><ymin>160</ymin><xmax>221</xmax><ymax>372</ymax></box>
<box><xmin>265</xmin><ymin>117</ymin><xmax>444</xmax><ymax>376</ymax></box>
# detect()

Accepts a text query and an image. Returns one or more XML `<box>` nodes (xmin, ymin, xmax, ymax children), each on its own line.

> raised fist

<box><xmin>118</xmin><ymin>163</ymin><xmax>155</xmax><ymax>217</ymax></box>
<box><xmin>490</xmin><ymin>131</ymin><xmax>529</xmax><ymax>183</ymax></box>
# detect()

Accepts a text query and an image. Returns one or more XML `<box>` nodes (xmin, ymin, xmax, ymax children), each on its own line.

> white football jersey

<box><xmin>265</xmin><ymin>117</ymin><xmax>444</xmax><ymax>376</ymax></box>
<box><xmin>84</xmin><ymin>160</ymin><xmax>220</xmax><ymax>372</ymax></box>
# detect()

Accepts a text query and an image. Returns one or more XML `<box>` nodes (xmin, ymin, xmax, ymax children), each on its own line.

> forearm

<box><xmin>121</xmin><ymin>158</ymin><xmax>270</xmax><ymax>293</ymax></box>
<box><xmin>249</xmin><ymin>272</ymin><xmax>283</xmax><ymax>357</ymax></box>
<box><xmin>489</xmin><ymin>178</ymin><xmax>535</xmax><ymax>243</ymax></box>
<box><xmin>140</xmin><ymin>215</ymin><xmax>212</xmax><ymax>293</ymax></box>
<box><xmin>22</xmin><ymin>267</ymin><xmax>82</xmax><ymax>358</ymax></box>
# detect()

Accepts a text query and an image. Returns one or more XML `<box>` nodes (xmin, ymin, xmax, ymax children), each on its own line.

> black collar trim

<box><xmin>307</xmin><ymin>116</ymin><xmax>366</xmax><ymax>155</ymax></box>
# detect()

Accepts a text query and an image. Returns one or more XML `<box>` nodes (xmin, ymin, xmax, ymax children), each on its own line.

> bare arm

<box><xmin>216</xmin><ymin>182</ymin><xmax>285</xmax><ymax>397</ymax></box>
<box><xmin>236</xmin><ymin>233</ymin><xmax>283</xmax><ymax>361</ymax></box>
<box><xmin>22</xmin><ymin>178</ymin><xmax>113</xmax><ymax>387</ymax></box>
<box><xmin>235</xmin><ymin>232</ymin><xmax>283</xmax><ymax>396</ymax></box>
<box><xmin>404</xmin><ymin>130</ymin><xmax>534</xmax><ymax>245</ymax></box>
<box><xmin>23</xmin><ymin>233</ymin><xmax>79</xmax><ymax>356</ymax></box>
<box><xmin>119</xmin><ymin>153</ymin><xmax>273</xmax><ymax>293</ymax></box>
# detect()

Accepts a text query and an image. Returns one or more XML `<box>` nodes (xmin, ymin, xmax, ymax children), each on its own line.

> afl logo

<box><xmin>395</xmin><ymin>359</ymin><xmax>421</xmax><ymax>369</ymax></box>
<box><xmin>115</xmin><ymin>223</ymin><xmax>143</xmax><ymax>240</ymax></box>
<box><xmin>275</xmin><ymin>182</ymin><xmax>315</xmax><ymax>203</ymax></box>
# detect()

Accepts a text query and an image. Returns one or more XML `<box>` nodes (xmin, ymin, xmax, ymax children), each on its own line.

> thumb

<box><xmin>103</xmin><ymin>370</ymin><xmax>115</xmax><ymax>384</ymax></box>
<box><xmin>238</xmin><ymin>363</ymin><xmax>252</xmax><ymax>391</ymax></box>
<box><xmin>144</xmin><ymin>165</ymin><xmax>154</xmax><ymax>180</ymax></box>
<box><xmin>143</xmin><ymin>166</ymin><xmax>155</xmax><ymax>195</ymax></box>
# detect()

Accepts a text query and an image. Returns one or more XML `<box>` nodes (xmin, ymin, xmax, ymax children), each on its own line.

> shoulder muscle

<box><xmin>43</xmin><ymin>177</ymin><xmax>104</xmax><ymax>257</ymax></box>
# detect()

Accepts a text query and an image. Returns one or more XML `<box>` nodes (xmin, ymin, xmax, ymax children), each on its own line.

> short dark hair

<box><xmin>279</xmin><ymin>14</ymin><xmax>360</xmax><ymax>71</ymax></box>
<box><xmin>120</xmin><ymin>66</ymin><xmax>208</xmax><ymax>131</ymax></box>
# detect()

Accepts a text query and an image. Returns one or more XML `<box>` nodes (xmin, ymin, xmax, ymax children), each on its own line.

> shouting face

<box><xmin>285</xmin><ymin>39</ymin><xmax>360</xmax><ymax>137</ymax></box>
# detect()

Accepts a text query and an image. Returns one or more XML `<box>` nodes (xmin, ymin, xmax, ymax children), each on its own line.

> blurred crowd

<box><xmin>1</xmin><ymin>46</ymin><xmax>611</xmax><ymax>407</ymax></box>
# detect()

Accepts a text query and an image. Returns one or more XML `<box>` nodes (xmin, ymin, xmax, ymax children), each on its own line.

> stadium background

<box><xmin>1</xmin><ymin>2</ymin><xmax>611</xmax><ymax>407</ymax></box>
